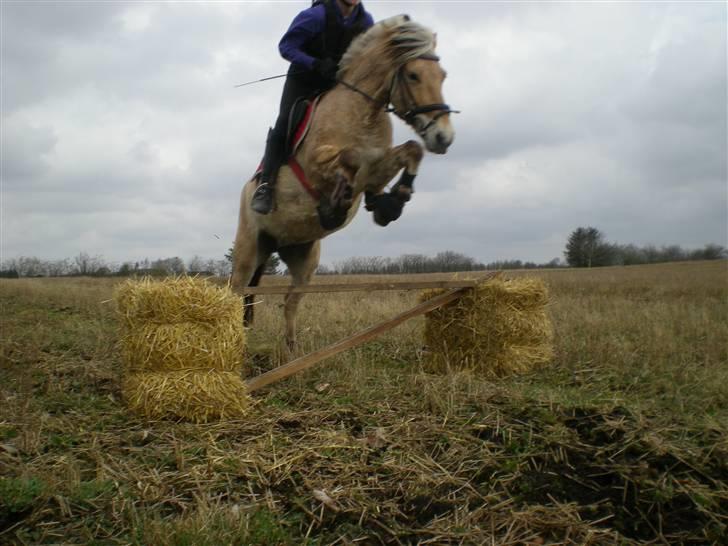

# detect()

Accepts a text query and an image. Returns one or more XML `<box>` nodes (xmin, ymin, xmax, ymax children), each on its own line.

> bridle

<box><xmin>337</xmin><ymin>53</ymin><xmax>459</xmax><ymax>137</ymax></box>
<box><xmin>387</xmin><ymin>53</ymin><xmax>458</xmax><ymax>137</ymax></box>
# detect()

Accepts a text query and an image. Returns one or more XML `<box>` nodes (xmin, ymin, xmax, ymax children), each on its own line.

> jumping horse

<box><xmin>231</xmin><ymin>15</ymin><xmax>456</xmax><ymax>347</ymax></box>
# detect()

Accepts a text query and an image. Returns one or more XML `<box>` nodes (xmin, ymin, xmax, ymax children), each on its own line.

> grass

<box><xmin>0</xmin><ymin>262</ymin><xmax>726</xmax><ymax>544</ymax></box>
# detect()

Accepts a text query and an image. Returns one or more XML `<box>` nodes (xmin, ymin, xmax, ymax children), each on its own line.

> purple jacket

<box><xmin>279</xmin><ymin>2</ymin><xmax>374</xmax><ymax>70</ymax></box>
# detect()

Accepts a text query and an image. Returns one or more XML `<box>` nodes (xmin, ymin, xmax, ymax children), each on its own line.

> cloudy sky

<box><xmin>2</xmin><ymin>1</ymin><xmax>726</xmax><ymax>268</ymax></box>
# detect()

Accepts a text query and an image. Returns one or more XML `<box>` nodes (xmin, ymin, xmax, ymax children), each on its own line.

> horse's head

<box><xmin>381</xmin><ymin>17</ymin><xmax>455</xmax><ymax>154</ymax></box>
<box><xmin>391</xmin><ymin>54</ymin><xmax>455</xmax><ymax>154</ymax></box>
<box><xmin>340</xmin><ymin>16</ymin><xmax>457</xmax><ymax>154</ymax></box>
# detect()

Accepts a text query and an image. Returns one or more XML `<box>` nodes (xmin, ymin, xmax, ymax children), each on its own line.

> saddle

<box><xmin>254</xmin><ymin>96</ymin><xmax>321</xmax><ymax>199</ymax></box>
<box><xmin>286</xmin><ymin>96</ymin><xmax>319</xmax><ymax>156</ymax></box>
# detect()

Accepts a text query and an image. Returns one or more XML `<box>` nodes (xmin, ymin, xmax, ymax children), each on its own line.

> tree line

<box><xmin>564</xmin><ymin>227</ymin><xmax>726</xmax><ymax>267</ymax></box>
<box><xmin>1</xmin><ymin>229</ymin><xmax>724</xmax><ymax>278</ymax></box>
<box><xmin>317</xmin><ymin>251</ymin><xmax>562</xmax><ymax>275</ymax></box>
<box><xmin>0</xmin><ymin>253</ymin><xmax>233</xmax><ymax>279</ymax></box>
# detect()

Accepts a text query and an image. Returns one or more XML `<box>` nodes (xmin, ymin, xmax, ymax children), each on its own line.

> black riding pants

<box><xmin>260</xmin><ymin>68</ymin><xmax>332</xmax><ymax>186</ymax></box>
<box><xmin>271</xmin><ymin>68</ymin><xmax>332</xmax><ymax>146</ymax></box>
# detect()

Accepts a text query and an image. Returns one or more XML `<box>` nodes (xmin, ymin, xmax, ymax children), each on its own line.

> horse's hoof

<box><xmin>317</xmin><ymin>200</ymin><xmax>349</xmax><ymax>231</ymax></box>
<box><xmin>319</xmin><ymin>211</ymin><xmax>349</xmax><ymax>230</ymax></box>
<box><xmin>373</xmin><ymin>211</ymin><xmax>392</xmax><ymax>226</ymax></box>
<box><xmin>332</xmin><ymin>173</ymin><xmax>353</xmax><ymax>208</ymax></box>
<box><xmin>372</xmin><ymin>193</ymin><xmax>405</xmax><ymax>226</ymax></box>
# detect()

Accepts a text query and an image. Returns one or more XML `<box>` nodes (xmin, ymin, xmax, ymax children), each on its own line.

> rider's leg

<box><xmin>251</xmin><ymin>126</ymin><xmax>285</xmax><ymax>214</ymax></box>
<box><xmin>251</xmin><ymin>74</ymin><xmax>313</xmax><ymax>214</ymax></box>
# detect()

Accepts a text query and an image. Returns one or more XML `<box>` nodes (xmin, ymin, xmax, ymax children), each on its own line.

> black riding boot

<box><xmin>251</xmin><ymin>128</ymin><xmax>285</xmax><ymax>215</ymax></box>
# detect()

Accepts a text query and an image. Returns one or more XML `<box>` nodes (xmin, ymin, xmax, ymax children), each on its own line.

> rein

<box><xmin>338</xmin><ymin>53</ymin><xmax>459</xmax><ymax>135</ymax></box>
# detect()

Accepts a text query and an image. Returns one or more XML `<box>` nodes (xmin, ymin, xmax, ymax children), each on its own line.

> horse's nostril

<box><xmin>436</xmin><ymin>132</ymin><xmax>447</xmax><ymax>147</ymax></box>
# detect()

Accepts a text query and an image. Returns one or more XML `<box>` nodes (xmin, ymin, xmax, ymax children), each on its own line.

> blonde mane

<box><xmin>338</xmin><ymin>15</ymin><xmax>437</xmax><ymax>79</ymax></box>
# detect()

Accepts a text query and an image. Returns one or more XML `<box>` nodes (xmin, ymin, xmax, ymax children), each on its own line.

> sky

<box><xmin>2</xmin><ymin>0</ymin><xmax>726</xmax><ymax>268</ymax></box>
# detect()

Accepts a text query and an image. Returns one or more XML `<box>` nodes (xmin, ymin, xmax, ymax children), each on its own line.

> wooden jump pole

<box><xmin>245</xmin><ymin>286</ymin><xmax>471</xmax><ymax>392</ymax></box>
<box><xmin>242</xmin><ymin>280</ymin><xmax>479</xmax><ymax>295</ymax></box>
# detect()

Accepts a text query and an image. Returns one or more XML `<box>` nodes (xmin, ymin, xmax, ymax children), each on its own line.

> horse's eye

<box><xmin>407</xmin><ymin>72</ymin><xmax>420</xmax><ymax>83</ymax></box>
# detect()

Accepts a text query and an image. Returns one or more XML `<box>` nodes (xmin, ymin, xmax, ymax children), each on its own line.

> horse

<box><xmin>231</xmin><ymin>15</ymin><xmax>456</xmax><ymax>348</ymax></box>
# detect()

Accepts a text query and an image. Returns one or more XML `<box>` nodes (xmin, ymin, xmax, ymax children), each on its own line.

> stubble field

<box><xmin>1</xmin><ymin>261</ymin><xmax>726</xmax><ymax>545</ymax></box>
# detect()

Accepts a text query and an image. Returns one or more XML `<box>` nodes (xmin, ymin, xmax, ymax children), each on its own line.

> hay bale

<box><xmin>114</xmin><ymin>276</ymin><xmax>249</xmax><ymax>421</ymax></box>
<box><xmin>120</xmin><ymin>321</ymin><xmax>244</xmax><ymax>373</ymax></box>
<box><xmin>115</xmin><ymin>276</ymin><xmax>242</xmax><ymax>327</ymax></box>
<box><xmin>421</xmin><ymin>277</ymin><xmax>553</xmax><ymax>377</ymax></box>
<box><xmin>122</xmin><ymin>371</ymin><xmax>249</xmax><ymax>423</ymax></box>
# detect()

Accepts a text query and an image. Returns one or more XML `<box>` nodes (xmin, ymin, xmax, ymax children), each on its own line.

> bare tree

<box><xmin>73</xmin><ymin>252</ymin><xmax>107</xmax><ymax>275</ymax></box>
<box><xmin>188</xmin><ymin>255</ymin><xmax>208</xmax><ymax>274</ymax></box>
<box><xmin>151</xmin><ymin>257</ymin><xmax>186</xmax><ymax>275</ymax></box>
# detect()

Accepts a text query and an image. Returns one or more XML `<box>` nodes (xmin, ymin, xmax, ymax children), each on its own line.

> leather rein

<box><xmin>337</xmin><ymin>53</ymin><xmax>459</xmax><ymax>137</ymax></box>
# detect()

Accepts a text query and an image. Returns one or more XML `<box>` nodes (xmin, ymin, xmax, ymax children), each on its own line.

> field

<box><xmin>1</xmin><ymin>261</ymin><xmax>726</xmax><ymax>545</ymax></box>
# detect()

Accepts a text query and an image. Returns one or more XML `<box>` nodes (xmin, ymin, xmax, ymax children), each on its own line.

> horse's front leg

<box><xmin>362</xmin><ymin>140</ymin><xmax>424</xmax><ymax>226</ymax></box>
<box><xmin>313</xmin><ymin>147</ymin><xmax>361</xmax><ymax>230</ymax></box>
<box><xmin>231</xmin><ymin>183</ymin><xmax>267</xmax><ymax>326</ymax></box>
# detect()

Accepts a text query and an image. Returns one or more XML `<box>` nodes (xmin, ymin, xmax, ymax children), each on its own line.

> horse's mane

<box><xmin>339</xmin><ymin>15</ymin><xmax>436</xmax><ymax>78</ymax></box>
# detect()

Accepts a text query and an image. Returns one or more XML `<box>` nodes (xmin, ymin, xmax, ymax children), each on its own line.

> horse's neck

<box><xmin>312</xmin><ymin>74</ymin><xmax>392</xmax><ymax>144</ymax></box>
<box><xmin>341</xmin><ymin>63</ymin><xmax>392</xmax><ymax>107</ymax></box>
<box><xmin>294</xmin><ymin>67</ymin><xmax>394</xmax><ymax>195</ymax></box>
<box><xmin>328</xmin><ymin>69</ymin><xmax>394</xmax><ymax>140</ymax></box>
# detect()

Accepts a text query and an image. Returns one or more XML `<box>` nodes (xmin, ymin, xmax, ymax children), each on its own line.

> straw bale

<box><xmin>115</xmin><ymin>276</ymin><xmax>242</xmax><ymax>327</ymax></box>
<box><xmin>122</xmin><ymin>370</ymin><xmax>250</xmax><ymax>423</ymax></box>
<box><xmin>421</xmin><ymin>277</ymin><xmax>553</xmax><ymax>377</ymax></box>
<box><xmin>120</xmin><ymin>321</ymin><xmax>244</xmax><ymax>372</ymax></box>
<box><xmin>114</xmin><ymin>277</ymin><xmax>250</xmax><ymax>421</ymax></box>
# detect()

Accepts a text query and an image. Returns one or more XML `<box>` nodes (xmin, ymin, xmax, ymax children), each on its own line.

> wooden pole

<box><xmin>242</xmin><ymin>280</ymin><xmax>479</xmax><ymax>295</ymax></box>
<box><xmin>245</xmin><ymin>287</ymin><xmax>470</xmax><ymax>392</ymax></box>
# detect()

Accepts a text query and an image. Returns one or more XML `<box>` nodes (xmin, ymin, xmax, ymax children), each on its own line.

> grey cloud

<box><xmin>2</xmin><ymin>2</ymin><xmax>284</xmax><ymax>114</ymax></box>
<box><xmin>1</xmin><ymin>117</ymin><xmax>57</xmax><ymax>182</ymax></box>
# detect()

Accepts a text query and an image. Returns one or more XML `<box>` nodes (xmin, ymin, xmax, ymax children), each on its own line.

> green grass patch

<box><xmin>70</xmin><ymin>480</ymin><xmax>116</xmax><ymax>506</ymax></box>
<box><xmin>0</xmin><ymin>477</ymin><xmax>45</xmax><ymax>514</ymax></box>
<box><xmin>0</xmin><ymin>425</ymin><xmax>18</xmax><ymax>441</ymax></box>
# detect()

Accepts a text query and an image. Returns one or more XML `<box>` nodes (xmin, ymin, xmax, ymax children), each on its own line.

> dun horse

<box><xmin>231</xmin><ymin>15</ymin><xmax>455</xmax><ymax>347</ymax></box>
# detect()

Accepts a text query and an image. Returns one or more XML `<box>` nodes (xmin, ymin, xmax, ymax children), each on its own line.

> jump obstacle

<box><xmin>117</xmin><ymin>272</ymin><xmax>553</xmax><ymax>422</ymax></box>
<box><xmin>242</xmin><ymin>277</ymin><xmax>492</xmax><ymax>392</ymax></box>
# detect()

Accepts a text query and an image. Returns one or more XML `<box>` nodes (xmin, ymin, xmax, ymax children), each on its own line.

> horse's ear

<box><xmin>403</xmin><ymin>14</ymin><xmax>410</xmax><ymax>21</ymax></box>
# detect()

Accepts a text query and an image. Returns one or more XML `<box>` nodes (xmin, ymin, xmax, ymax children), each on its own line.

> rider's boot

<box><xmin>251</xmin><ymin>128</ymin><xmax>284</xmax><ymax>215</ymax></box>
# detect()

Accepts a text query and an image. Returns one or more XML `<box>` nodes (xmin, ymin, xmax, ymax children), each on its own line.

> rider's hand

<box><xmin>313</xmin><ymin>58</ymin><xmax>338</xmax><ymax>81</ymax></box>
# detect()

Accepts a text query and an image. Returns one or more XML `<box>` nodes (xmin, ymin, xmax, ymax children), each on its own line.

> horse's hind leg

<box><xmin>231</xmin><ymin>233</ymin><xmax>262</xmax><ymax>326</ymax></box>
<box><xmin>243</xmin><ymin>264</ymin><xmax>265</xmax><ymax>325</ymax></box>
<box><xmin>231</xmin><ymin>193</ymin><xmax>274</xmax><ymax>326</ymax></box>
<box><xmin>278</xmin><ymin>240</ymin><xmax>321</xmax><ymax>350</ymax></box>
<box><xmin>313</xmin><ymin>146</ymin><xmax>361</xmax><ymax>230</ymax></box>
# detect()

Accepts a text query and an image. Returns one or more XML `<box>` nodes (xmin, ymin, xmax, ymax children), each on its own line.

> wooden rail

<box><xmin>245</xmin><ymin>287</ymin><xmax>470</xmax><ymax>392</ymax></box>
<box><xmin>242</xmin><ymin>280</ymin><xmax>479</xmax><ymax>295</ymax></box>
<box><xmin>242</xmin><ymin>273</ymin><xmax>499</xmax><ymax>391</ymax></box>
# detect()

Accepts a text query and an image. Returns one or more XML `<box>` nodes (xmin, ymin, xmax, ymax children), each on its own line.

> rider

<box><xmin>251</xmin><ymin>0</ymin><xmax>375</xmax><ymax>215</ymax></box>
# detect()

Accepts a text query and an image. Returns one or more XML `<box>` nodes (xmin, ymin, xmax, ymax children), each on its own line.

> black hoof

<box><xmin>251</xmin><ymin>183</ymin><xmax>274</xmax><ymax>215</ymax></box>
<box><xmin>317</xmin><ymin>196</ymin><xmax>349</xmax><ymax>230</ymax></box>
<box><xmin>372</xmin><ymin>193</ymin><xmax>405</xmax><ymax>226</ymax></box>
